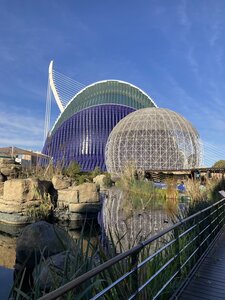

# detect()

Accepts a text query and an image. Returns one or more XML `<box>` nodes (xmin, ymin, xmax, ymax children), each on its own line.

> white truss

<box><xmin>202</xmin><ymin>142</ymin><xmax>225</xmax><ymax>167</ymax></box>
<box><xmin>44</xmin><ymin>60</ymin><xmax>85</xmax><ymax>140</ymax></box>
<box><xmin>105</xmin><ymin>108</ymin><xmax>203</xmax><ymax>175</ymax></box>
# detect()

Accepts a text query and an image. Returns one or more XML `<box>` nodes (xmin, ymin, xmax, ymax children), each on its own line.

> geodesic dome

<box><xmin>105</xmin><ymin>108</ymin><xmax>202</xmax><ymax>175</ymax></box>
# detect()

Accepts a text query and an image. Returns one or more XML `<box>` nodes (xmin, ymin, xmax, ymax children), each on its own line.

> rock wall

<box><xmin>0</xmin><ymin>174</ymin><xmax>101</xmax><ymax>227</ymax></box>
<box><xmin>0</xmin><ymin>157</ymin><xmax>21</xmax><ymax>179</ymax></box>
<box><xmin>56</xmin><ymin>182</ymin><xmax>101</xmax><ymax>228</ymax></box>
<box><xmin>0</xmin><ymin>178</ymin><xmax>52</xmax><ymax>225</ymax></box>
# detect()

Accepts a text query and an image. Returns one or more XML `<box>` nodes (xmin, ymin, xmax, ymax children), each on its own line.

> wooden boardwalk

<box><xmin>178</xmin><ymin>227</ymin><xmax>225</xmax><ymax>300</ymax></box>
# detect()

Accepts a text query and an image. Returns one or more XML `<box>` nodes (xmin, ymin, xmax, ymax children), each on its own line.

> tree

<box><xmin>212</xmin><ymin>160</ymin><xmax>225</xmax><ymax>168</ymax></box>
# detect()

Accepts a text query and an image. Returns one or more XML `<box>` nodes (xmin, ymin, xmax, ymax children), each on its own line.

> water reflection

<box><xmin>100</xmin><ymin>188</ymin><xmax>172</xmax><ymax>252</ymax></box>
<box><xmin>0</xmin><ymin>223</ymin><xmax>24</xmax><ymax>300</ymax></box>
<box><xmin>0</xmin><ymin>220</ymin><xmax>100</xmax><ymax>299</ymax></box>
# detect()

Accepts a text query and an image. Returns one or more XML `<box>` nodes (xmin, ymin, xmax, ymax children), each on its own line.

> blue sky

<box><xmin>0</xmin><ymin>0</ymin><xmax>224</xmax><ymax>165</ymax></box>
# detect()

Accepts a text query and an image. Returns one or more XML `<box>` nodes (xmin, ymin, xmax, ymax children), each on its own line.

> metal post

<box><xmin>130</xmin><ymin>250</ymin><xmax>139</xmax><ymax>298</ymax></box>
<box><xmin>174</xmin><ymin>226</ymin><xmax>182</xmax><ymax>280</ymax></box>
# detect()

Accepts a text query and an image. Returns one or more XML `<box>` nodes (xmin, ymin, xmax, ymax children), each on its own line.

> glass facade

<box><xmin>42</xmin><ymin>81</ymin><xmax>156</xmax><ymax>171</ymax></box>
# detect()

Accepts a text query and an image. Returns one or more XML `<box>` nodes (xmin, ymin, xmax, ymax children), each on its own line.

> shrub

<box><xmin>103</xmin><ymin>173</ymin><xmax>112</xmax><ymax>188</ymax></box>
<box><xmin>26</xmin><ymin>193</ymin><xmax>53</xmax><ymax>222</ymax></box>
<box><xmin>91</xmin><ymin>166</ymin><xmax>101</xmax><ymax>178</ymax></box>
<box><xmin>213</xmin><ymin>160</ymin><xmax>225</xmax><ymax>168</ymax></box>
<box><xmin>65</xmin><ymin>161</ymin><xmax>81</xmax><ymax>178</ymax></box>
<box><xmin>77</xmin><ymin>175</ymin><xmax>86</xmax><ymax>185</ymax></box>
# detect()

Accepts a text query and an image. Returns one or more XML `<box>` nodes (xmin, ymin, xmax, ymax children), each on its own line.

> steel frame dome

<box><xmin>105</xmin><ymin>108</ymin><xmax>202</xmax><ymax>175</ymax></box>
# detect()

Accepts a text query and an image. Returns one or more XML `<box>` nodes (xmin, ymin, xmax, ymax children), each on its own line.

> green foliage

<box><xmin>91</xmin><ymin>166</ymin><xmax>101</xmax><ymax>178</ymax></box>
<box><xmin>77</xmin><ymin>175</ymin><xmax>86</xmax><ymax>185</ymax></box>
<box><xmin>65</xmin><ymin>161</ymin><xmax>81</xmax><ymax>178</ymax></box>
<box><xmin>102</xmin><ymin>173</ymin><xmax>112</xmax><ymax>188</ymax></box>
<box><xmin>212</xmin><ymin>160</ymin><xmax>225</xmax><ymax>168</ymax></box>
<box><xmin>26</xmin><ymin>193</ymin><xmax>53</xmax><ymax>222</ymax></box>
<box><xmin>117</xmin><ymin>172</ymin><xmax>167</xmax><ymax>212</ymax></box>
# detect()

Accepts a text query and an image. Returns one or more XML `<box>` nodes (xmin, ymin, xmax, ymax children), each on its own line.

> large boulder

<box><xmin>52</xmin><ymin>175</ymin><xmax>71</xmax><ymax>190</ymax></box>
<box><xmin>0</xmin><ymin>178</ymin><xmax>52</xmax><ymax>224</ymax></box>
<box><xmin>0</xmin><ymin>165</ymin><xmax>21</xmax><ymax>177</ymax></box>
<box><xmin>3</xmin><ymin>178</ymin><xmax>51</xmax><ymax>202</ymax></box>
<box><xmin>0</xmin><ymin>157</ymin><xmax>21</xmax><ymax>178</ymax></box>
<box><xmin>93</xmin><ymin>174</ymin><xmax>107</xmax><ymax>189</ymax></box>
<box><xmin>57</xmin><ymin>183</ymin><xmax>101</xmax><ymax>227</ymax></box>
<box><xmin>69</xmin><ymin>203</ymin><xmax>101</xmax><ymax>213</ymax></box>
<box><xmin>32</xmin><ymin>251</ymin><xmax>75</xmax><ymax>291</ymax></box>
<box><xmin>58</xmin><ymin>183</ymin><xmax>99</xmax><ymax>208</ymax></box>
<box><xmin>0</xmin><ymin>211</ymin><xmax>30</xmax><ymax>225</ymax></box>
<box><xmin>16</xmin><ymin>221</ymin><xmax>72</xmax><ymax>270</ymax></box>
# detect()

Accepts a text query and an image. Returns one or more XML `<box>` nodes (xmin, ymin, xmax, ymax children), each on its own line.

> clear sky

<box><xmin>0</xmin><ymin>0</ymin><xmax>224</xmax><ymax>166</ymax></box>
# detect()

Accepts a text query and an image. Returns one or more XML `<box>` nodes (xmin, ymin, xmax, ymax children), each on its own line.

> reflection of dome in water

<box><xmin>100</xmin><ymin>188</ymin><xmax>171</xmax><ymax>252</ymax></box>
<box><xmin>105</xmin><ymin>108</ymin><xmax>202</xmax><ymax>175</ymax></box>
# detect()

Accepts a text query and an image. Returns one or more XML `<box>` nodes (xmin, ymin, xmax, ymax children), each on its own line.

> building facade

<box><xmin>43</xmin><ymin>80</ymin><xmax>156</xmax><ymax>171</ymax></box>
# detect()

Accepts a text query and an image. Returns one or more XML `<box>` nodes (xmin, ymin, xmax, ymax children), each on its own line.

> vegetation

<box><xmin>116</xmin><ymin>165</ymin><xmax>177</xmax><ymax>215</ymax></box>
<box><xmin>11</xmin><ymin>174</ymin><xmax>225</xmax><ymax>299</ymax></box>
<box><xmin>102</xmin><ymin>173</ymin><xmax>113</xmax><ymax>188</ymax></box>
<box><xmin>212</xmin><ymin>159</ymin><xmax>225</xmax><ymax>168</ymax></box>
<box><xmin>64</xmin><ymin>161</ymin><xmax>81</xmax><ymax>178</ymax></box>
<box><xmin>91</xmin><ymin>166</ymin><xmax>102</xmax><ymax>178</ymax></box>
<box><xmin>26</xmin><ymin>191</ymin><xmax>54</xmax><ymax>222</ymax></box>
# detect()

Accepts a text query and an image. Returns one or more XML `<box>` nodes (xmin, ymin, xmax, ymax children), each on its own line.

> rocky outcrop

<box><xmin>0</xmin><ymin>157</ymin><xmax>21</xmax><ymax>179</ymax></box>
<box><xmin>0</xmin><ymin>178</ymin><xmax>52</xmax><ymax>225</ymax></box>
<box><xmin>93</xmin><ymin>174</ymin><xmax>106</xmax><ymax>188</ymax></box>
<box><xmin>32</xmin><ymin>251</ymin><xmax>75</xmax><ymax>291</ymax></box>
<box><xmin>52</xmin><ymin>175</ymin><xmax>71</xmax><ymax>190</ymax></box>
<box><xmin>57</xmin><ymin>183</ymin><xmax>101</xmax><ymax>228</ymax></box>
<box><xmin>58</xmin><ymin>183</ymin><xmax>99</xmax><ymax>208</ymax></box>
<box><xmin>16</xmin><ymin>221</ymin><xmax>72</xmax><ymax>270</ymax></box>
<box><xmin>0</xmin><ymin>176</ymin><xmax>101</xmax><ymax>226</ymax></box>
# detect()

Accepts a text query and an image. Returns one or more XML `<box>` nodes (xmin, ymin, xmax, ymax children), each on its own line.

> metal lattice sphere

<box><xmin>105</xmin><ymin>108</ymin><xmax>202</xmax><ymax>175</ymax></box>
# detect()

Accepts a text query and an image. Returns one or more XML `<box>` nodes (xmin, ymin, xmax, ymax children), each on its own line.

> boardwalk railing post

<box><xmin>131</xmin><ymin>250</ymin><xmax>139</xmax><ymax>298</ymax></box>
<box><xmin>174</xmin><ymin>226</ymin><xmax>182</xmax><ymax>280</ymax></box>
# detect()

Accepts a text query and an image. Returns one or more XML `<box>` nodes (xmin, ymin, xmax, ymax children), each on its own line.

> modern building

<box><xmin>42</xmin><ymin>62</ymin><xmax>157</xmax><ymax>171</ymax></box>
<box><xmin>105</xmin><ymin>108</ymin><xmax>202</xmax><ymax>175</ymax></box>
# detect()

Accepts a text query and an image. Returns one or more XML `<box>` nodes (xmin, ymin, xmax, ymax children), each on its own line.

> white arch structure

<box><xmin>44</xmin><ymin>60</ymin><xmax>85</xmax><ymax>140</ymax></box>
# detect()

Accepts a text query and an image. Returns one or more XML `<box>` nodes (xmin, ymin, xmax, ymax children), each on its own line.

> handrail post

<box><xmin>130</xmin><ymin>250</ymin><xmax>139</xmax><ymax>298</ymax></box>
<box><xmin>174</xmin><ymin>226</ymin><xmax>182</xmax><ymax>280</ymax></box>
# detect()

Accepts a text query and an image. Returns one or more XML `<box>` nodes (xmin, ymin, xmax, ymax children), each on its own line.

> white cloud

<box><xmin>0</xmin><ymin>107</ymin><xmax>44</xmax><ymax>151</ymax></box>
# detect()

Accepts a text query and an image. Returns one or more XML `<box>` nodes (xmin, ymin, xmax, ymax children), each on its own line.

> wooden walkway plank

<box><xmin>178</xmin><ymin>227</ymin><xmax>225</xmax><ymax>300</ymax></box>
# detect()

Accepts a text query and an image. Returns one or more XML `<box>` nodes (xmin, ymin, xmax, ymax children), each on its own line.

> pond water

<box><xmin>0</xmin><ymin>188</ymin><xmax>176</xmax><ymax>299</ymax></box>
<box><xmin>0</xmin><ymin>267</ymin><xmax>13</xmax><ymax>299</ymax></box>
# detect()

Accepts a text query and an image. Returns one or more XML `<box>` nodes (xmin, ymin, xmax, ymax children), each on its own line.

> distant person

<box><xmin>195</xmin><ymin>170</ymin><xmax>200</xmax><ymax>180</ymax></box>
<box><xmin>177</xmin><ymin>181</ymin><xmax>186</xmax><ymax>193</ymax></box>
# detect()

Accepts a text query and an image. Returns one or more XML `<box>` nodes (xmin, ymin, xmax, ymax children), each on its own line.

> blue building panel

<box><xmin>42</xmin><ymin>104</ymin><xmax>135</xmax><ymax>171</ymax></box>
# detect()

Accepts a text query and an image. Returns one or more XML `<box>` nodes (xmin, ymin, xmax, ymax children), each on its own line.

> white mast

<box><xmin>49</xmin><ymin>60</ymin><xmax>64</xmax><ymax>112</ymax></box>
